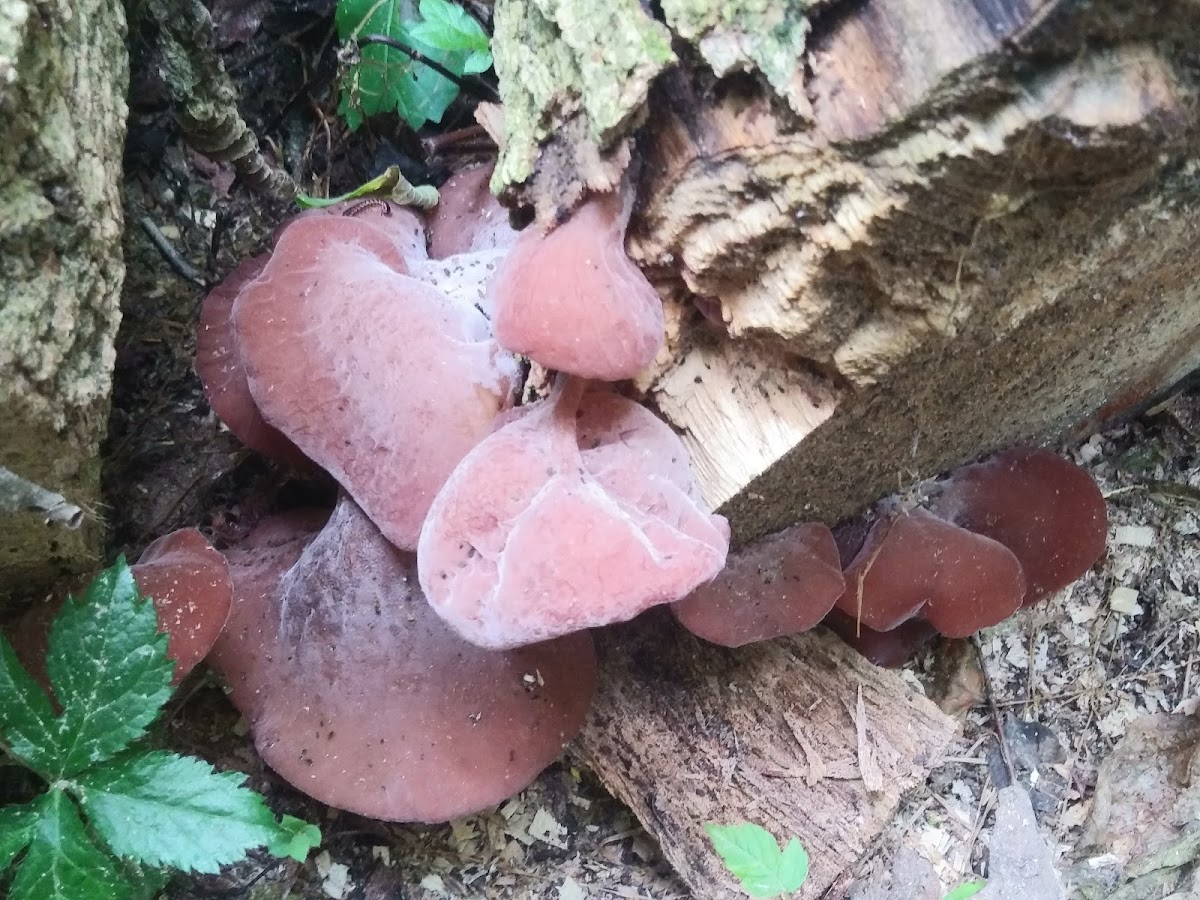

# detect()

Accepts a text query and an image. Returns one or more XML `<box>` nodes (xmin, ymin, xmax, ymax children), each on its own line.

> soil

<box><xmin>92</xmin><ymin>4</ymin><xmax>1200</xmax><ymax>898</ymax></box>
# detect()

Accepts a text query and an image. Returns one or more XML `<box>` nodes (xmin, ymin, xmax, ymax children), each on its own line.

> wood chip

<box><xmin>1110</xmin><ymin>586</ymin><xmax>1142</xmax><ymax>615</ymax></box>
<box><xmin>1113</xmin><ymin>524</ymin><xmax>1156</xmax><ymax>546</ymax></box>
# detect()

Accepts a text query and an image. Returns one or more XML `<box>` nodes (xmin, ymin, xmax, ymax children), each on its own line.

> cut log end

<box><xmin>627</xmin><ymin>27</ymin><xmax>1200</xmax><ymax>540</ymax></box>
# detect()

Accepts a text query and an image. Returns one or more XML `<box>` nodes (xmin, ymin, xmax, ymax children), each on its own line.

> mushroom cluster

<box><xmin>118</xmin><ymin>165</ymin><xmax>1111</xmax><ymax>823</ymax></box>
<box><xmin>673</xmin><ymin>447</ymin><xmax>1108</xmax><ymax>665</ymax></box>
<box><xmin>183</xmin><ymin>166</ymin><xmax>728</xmax><ymax>820</ymax></box>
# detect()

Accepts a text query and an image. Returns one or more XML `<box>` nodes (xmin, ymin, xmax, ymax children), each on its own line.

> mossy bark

<box><xmin>0</xmin><ymin>0</ymin><xmax>128</xmax><ymax>600</ymax></box>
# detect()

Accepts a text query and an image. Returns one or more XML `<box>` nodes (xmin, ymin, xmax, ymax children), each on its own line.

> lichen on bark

<box><xmin>0</xmin><ymin>0</ymin><xmax>128</xmax><ymax>599</ymax></box>
<box><xmin>659</xmin><ymin>0</ymin><xmax>815</xmax><ymax>115</ymax></box>
<box><xmin>490</xmin><ymin>0</ymin><xmax>675</xmax><ymax>192</ymax></box>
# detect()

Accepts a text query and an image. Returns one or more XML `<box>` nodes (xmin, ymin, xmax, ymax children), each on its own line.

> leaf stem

<box><xmin>358</xmin><ymin>33</ymin><xmax>500</xmax><ymax>102</ymax></box>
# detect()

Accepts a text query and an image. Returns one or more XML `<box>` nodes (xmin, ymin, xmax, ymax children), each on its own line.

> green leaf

<box><xmin>0</xmin><ymin>802</ymin><xmax>38</xmax><ymax>871</ymax></box>
<box><xmin>267</xmin><ymin>815</ymin><xmax>324</xmax><ymax>862</ymax></box>
<box><xmin>74</xmin><ymin>750</ymin><xmax>320</xmax><ymax>874</ymax></box>
<box><xmin>706</xmin><ymin>822</ymin><xmax>809</xmax><ymax>898</ymax></box>
<box><xmin>123</xmin><ymin>862</ymin><xmax>170</xmax><ymax>900</ymax></box>
<box><xmin>296</xmin><ymin>165</ymin><xmax>402</xmax><ymax>208</ymax></box>
<box><xmin>943</xmin><ymin>881</ymin><xmax>987</xmax><ymax>900</ymax></box>
<box><xmin>462</xmin><ymin>48</ymin><xmax>492</xmax><ymax>75</ymax></box>
<box><xmin>45</xmin><ymin>558</ymin><xmax>174</xmax><ymax>777</ymax></box>
<box><xmin>9</xmin><ymin>789</ymin><xmax>128</xmax><ymax>900</ymax></box>
<box><xmin>335</xmin><ymin>0</ymin><xmax>472</xmax><ymax>130</ymax></box>
<box><xmin>0</xmin><ymin>635</ymin><xmax>62</xmax><ymax>774</ymax></box>
<box><xmin>408</xmin><ymin>0</ymin><xmax>490</xmax><ymax>56</ymax></box>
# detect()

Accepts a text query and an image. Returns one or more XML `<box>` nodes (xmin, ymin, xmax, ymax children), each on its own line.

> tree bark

<box><xmin>0</xmin><ymin>0</ymin><xmax>128</xmax><ymax>600</ymax></box>
<box><xmin>574</xmin><ymin>613</ymin><xmax>957</xmax><ymax>900</ymax></box>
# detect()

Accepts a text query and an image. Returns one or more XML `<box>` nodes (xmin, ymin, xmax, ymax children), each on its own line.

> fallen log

<box><xmin>574</xmin><ymin>613</ymin><xmax>957</xmax><ymax>900</ymax></box>
<box><xmin>491</xmin><ymin>0</ymin><xmax>1200</xmax><ymax>893</ymax></box>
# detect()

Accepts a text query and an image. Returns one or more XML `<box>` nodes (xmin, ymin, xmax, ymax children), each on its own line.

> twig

<box><xmin>359</xmin><ymin>34</ymin><xmax>500</xmax><ymax>101</ymax></box>
<box><xmin>971</xmin><ymin>635</ymin><xmax>1017</xmax><ymax>787</ymax></box>
<box><xmin>0</xmin><ymin>467</ymin><xmax>85</xmax><ymax>529</ymax></box>
<box><xmin>138</xmin><ymin>216</ymin><xmax>206</xmax><ymax>287</ymax></box>
<box><xmin>421</xmin><ymin>124</ymin><xmax>494</xmax><ymax>158</ymax></box>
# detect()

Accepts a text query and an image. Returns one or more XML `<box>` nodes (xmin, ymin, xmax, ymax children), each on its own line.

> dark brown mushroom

<box><xmin>927</xmin><ymin>447</ymin><xmax>1108</xmax><ymax>606</ymax></box>
<box><xmin>672</xmin><ymin>523</ymin><xmax>845</xmax><ymax>647</ymax></box>
<box><xmin>834</xmin><ymin>509</ymin><xmax>1026</xmax><ymax>638</ymax></box>
<box><xmin>821</xmin><ymin>610</ymin><xmax>939</xmax><ymax>668</ymax></box>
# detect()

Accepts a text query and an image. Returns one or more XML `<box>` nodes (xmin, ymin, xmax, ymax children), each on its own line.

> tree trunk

<box><xmin>0</xmin><ymin>0</ymin><xmax>128</xmax><ymax>600</ymax></box>
<box><xmin>490</xmin><ymin>0</ymin><xmax>1200</xmax><ymax>894</ymax></box>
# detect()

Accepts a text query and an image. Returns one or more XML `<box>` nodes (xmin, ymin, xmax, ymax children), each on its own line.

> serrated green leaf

<box><xmin>74</xmin><ymin>750</ymin><xmax>320</xmax><ymax>874</ymax></box>
<box><xmin>336</xmin><ymin>0</ymin><xmax>472</xmax><ymax>129</ymax></box>
<box><xmin>0</xmin><ymin>802</ymin><xmax>38</xmax><ymax>871</ymax></box>
<box><xmin>0</xmin><ymin>635</ymin><xmax>62</xmax><ymax>775</ymax></box>
<box><xmin>943</xmin><ymin>880</ymin><xmax>987</xmax><ymax>900</ymax></box>
<box><xmin>45</xmin><ymin>558</ymin><xmax>174</xmax><ymax>777</ymax></box>
<box><xmin>266</xmin><ymin>815</ymin><xmax>323</xmax><ymax>862</ymax></box>
<box><xmin>9</xmin><ymin>789</ymin><xmax>128</xmax><ymax>900</ymax></box>
<box><xmin>706</xmin><ymin>822</ymin><xmax>809</xmax><ymax>898</ymax></box>
<box><xmin>122</xmin><ymin>860</ymin><xmax>170</xmax><ymax>900</ymax></box>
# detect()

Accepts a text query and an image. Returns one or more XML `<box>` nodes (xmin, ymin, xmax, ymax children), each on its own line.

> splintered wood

<box><xmin>625</xmin><ymin>3</ymin><xmax>1200</xmax><ymax>541</ymax></box>
<box><xmin>574</xmin><ymin>613</ymin><xmax>957</xmax><ymax>900</ymax></box>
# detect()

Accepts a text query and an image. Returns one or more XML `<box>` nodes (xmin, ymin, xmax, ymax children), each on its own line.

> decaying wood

<box><xmin>493</xmin><ymin>0</ymin><xmax>1200</xmax><ymax>541</ymax></box>
<box><xmin>629</xmin><ymin>3</ymin><xmax>1200</xmax><ymax>540</ymax></box>
<box><xmin>574</xmin><ymin>612</ymin><xmax>957</xmax><ymax>900</ymax></box>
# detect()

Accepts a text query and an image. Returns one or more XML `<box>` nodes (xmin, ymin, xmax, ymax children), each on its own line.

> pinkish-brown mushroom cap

<box><xmin>418</xmin><ymin>379</ymin><xmax>729</xmax><ymax>649</ymax></box>
<box><xmin>12</xmin><ymin>528</ymin><xmax>234</xmax><ymax>688</ymax></box>
<box><xmin>672</xmin><ymin>522</ymin><xmax>845</xmax><ymax>647</ymax></box>
<box><xmin>835</xmin><ymin>509</ymin><xmax>1026</xmax><ymax>638</ymax></box>
<box><xmin>927</xmin><ymin>447</ymin><xmax>1108</xmax><ymax>606</ymax></box>
<box><xmin>133</xmin><ymin>528</ymin><xmax>234</xmax><ymax>682</ymax></box>
<box><xmin>489</xmin><ymin>191</ymin><xmax>665</xmax><ymax>380</ymax></box>
<box><xmin>207</xmin><ymin>509</ymin><xmax>330</xmax><ymax>716</ymax></box>
<box><xmin>209</xmin><ymin>497</ymin><xmax>596</xmax><ymax>823</ymax></box>
<box><xmin>231</xmin><ymin>214</ymin><xmax>518</xmax><ymax>550</ymax></box>
<box><xmin>196</xmin><ymin>255</ymin><xmax>310</xmax><ymax>467</ymax></box>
